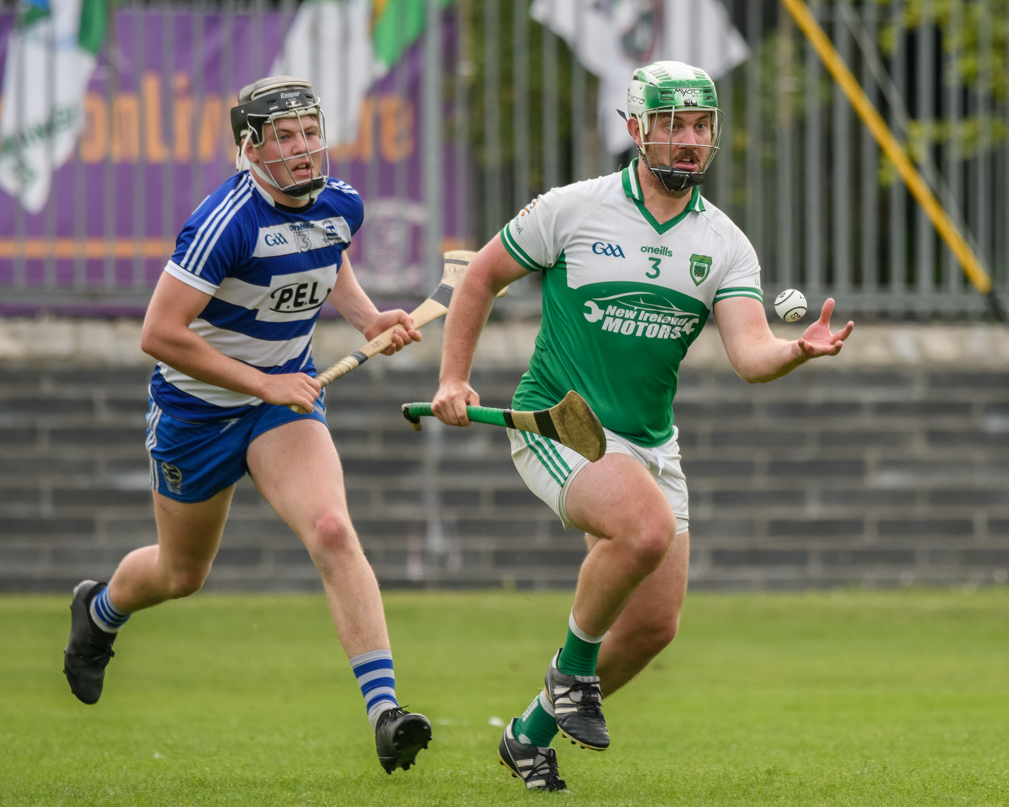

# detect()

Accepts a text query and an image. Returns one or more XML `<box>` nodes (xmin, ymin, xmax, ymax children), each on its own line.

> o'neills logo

<box><xmin>641</xmin><ymin>245</ymin><xmax>673</xmax><ymax>257</ymax></box>
<box><xmin>583</xmin><ymin>291</ymin><xmax>700</xmax><ymax>340</ymax></box>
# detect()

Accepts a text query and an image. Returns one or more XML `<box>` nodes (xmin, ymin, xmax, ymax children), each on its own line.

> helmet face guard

<box><xmin>626</xmin><ymin>61</ymin><xmax>722</xmax><ymax>192</ymax></box>
<box><xmin>637</xmin><ymin>107</ymin><xmax>722</xmax><ymax>193</ymax></box>
<box><xmin>230</xmin><ymin>76</ymin><xmax>329</xmax><ymax>201</ymax></box>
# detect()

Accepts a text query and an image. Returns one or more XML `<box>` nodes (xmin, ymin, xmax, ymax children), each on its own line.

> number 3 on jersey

<box><xmin>646</xmin><ymin>257</ymin><xmax>661</xmax><ymax>279</ymax></box>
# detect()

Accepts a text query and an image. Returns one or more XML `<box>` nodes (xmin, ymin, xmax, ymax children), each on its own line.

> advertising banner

<box><xmin>0</xmin><ymin>8</ymin><xmax>464</xmax><ymax>309</ymax></box>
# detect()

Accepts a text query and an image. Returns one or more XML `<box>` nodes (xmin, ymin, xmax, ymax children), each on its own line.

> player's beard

<box><xmin>640</xmin><ymin>141</ymin><xmax>711</xmax><ymax>197</ymax></box>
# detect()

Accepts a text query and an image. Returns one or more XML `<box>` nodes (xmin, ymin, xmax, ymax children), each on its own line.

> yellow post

<box><xmin>779</xmin><ymin>0</ymin><xmax>992</xmax><ymax>295</ymax></box>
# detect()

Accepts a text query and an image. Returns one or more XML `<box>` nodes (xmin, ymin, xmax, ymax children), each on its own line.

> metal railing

<box><xmin>0</xmin><ymin>0</ymin><xmax>1006</xmax><ymax>319</ymax></box>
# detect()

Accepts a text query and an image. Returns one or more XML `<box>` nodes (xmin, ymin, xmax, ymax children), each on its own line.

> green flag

<box><xmin>272</xmin><ymin>0</ymin><xmax>451</xmax><ymax>147</ymax></box>
<box><xmin>0</xmin><ymin>0</ymin><xmax>113</xmax><ymax>212</ymax></box>
<box><xmin>371</xmin><ymin>0</ymin><xmax>452</xmax><ymax>72</ymax></box>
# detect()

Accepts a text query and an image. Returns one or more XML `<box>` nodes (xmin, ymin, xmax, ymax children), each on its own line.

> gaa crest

<box><xmin>689</xmin><ymin>254</ymin><xmax>712</xmax><ymax>286</ymax></box>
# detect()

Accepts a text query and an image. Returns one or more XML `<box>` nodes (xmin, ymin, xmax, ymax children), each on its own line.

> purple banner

<box><xmin>0</xmin><ymin>9</ymin><xmax>468</xmax><ymax>311</ymax></box>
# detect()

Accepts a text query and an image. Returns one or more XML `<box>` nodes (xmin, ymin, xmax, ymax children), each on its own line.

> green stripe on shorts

<box><xmin>522</xmin><ymin>431</ymin><xmax>572</xmax><ymax>487</ymax></box>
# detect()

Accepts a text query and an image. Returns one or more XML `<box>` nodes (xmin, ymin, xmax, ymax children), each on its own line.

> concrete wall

<box><xmin>2</xmin><ymin>317</ymin><xmax>1008</xmax><ymax>593</ymax></box>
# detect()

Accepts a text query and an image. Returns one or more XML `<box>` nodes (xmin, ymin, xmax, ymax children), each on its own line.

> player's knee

<box><xmin>631</xmin><ymin>626</ymin><xmax>677</xmax><ymax>669</ymax></box>
<box><xmin>643</xmin><ymin>614</ymin><xmax>680</xmax><ymax>651</ymax></box>
<box><xmin>633</xmin><ymin>537</ymin><xmax>670</xmax><ymax>573</ymax></box>
<box><xmin>628</xmin><ymin>518</ymin><xmax>676</xmax><ymax>573</ymax></box>
<box><xmin>619</xmin><ymin>613</ymin><xmax>681</xmax><ymax>660</ymax></box>
<box><xmin>307</xmin><ymin>511</ymin><xmax>358</xmax><ymax>568</ymax></box>
<box><xmin>166</xmin><ymin>567</ymin><xmax>209</xmax><ymax>598</ymax></box>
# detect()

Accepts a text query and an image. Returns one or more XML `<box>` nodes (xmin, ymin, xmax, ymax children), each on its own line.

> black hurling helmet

<box><xmin>230</xmin><ymin>76</ymin><xmax>329</xmax><ymax>201</ymax></box>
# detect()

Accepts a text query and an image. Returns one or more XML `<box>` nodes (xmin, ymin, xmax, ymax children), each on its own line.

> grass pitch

<box><xmin>1</xmin><ymin>588</ymin><xmax>1007</xmax><ymax>806</ymax></box>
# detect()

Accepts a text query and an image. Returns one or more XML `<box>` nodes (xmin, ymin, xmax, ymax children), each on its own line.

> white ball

<box><xmin>774</xmin><ymin>289</ymin><xmax>807</xmax><ymax>322</ymax></box>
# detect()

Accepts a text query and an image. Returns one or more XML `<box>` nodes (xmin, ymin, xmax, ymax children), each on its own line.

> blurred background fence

<box><xmin>1</xmin><ymin>0</ymin><xmax>1008</xmax><ymax>319</ymax></box>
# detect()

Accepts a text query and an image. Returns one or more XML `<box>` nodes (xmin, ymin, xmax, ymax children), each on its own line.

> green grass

<box><xmin>2</xmin><ymin>588</ymin><xmax>1008</xmax><ymax>806</ymax></box>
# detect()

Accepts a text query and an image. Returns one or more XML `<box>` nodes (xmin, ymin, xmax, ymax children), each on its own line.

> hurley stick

<box><xmin>290</xmin><ymin>250</ymin><xmax>501</xmax><ymax>414</ymax></box>
<box><xmin>401</xmin><ymin>390</ymin><xmax>607</xmax><ymax>462</ymax></box>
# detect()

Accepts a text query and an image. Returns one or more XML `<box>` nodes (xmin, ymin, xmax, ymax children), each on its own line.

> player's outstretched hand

<box><xmin>259</xmin><ymin>372</ymin><xmax>322</xmax><ymax>411</ymax></box>
<box><xmin>367</xmin><ymin>310</ymin><xmax>422</xmax><ymax>356</ymax></box>
<box><xmin>431</xmin><ymin>379</ymin><xmax>480</xmax><ymax>427</ymax></box>
<box><xmin>796</xmin><ymin>298</ymin><xmax>854</xmax><ymax>358</ymax></box>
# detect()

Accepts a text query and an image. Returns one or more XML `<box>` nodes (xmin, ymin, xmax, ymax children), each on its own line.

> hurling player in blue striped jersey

<box><xmin>63</xmin><ymin>76</ymin><xmax>432</xmax><ymax>775</ymax></box>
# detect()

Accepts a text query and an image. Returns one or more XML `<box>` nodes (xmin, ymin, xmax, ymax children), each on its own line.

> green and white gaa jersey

<box><xmin>501</xmin><ymin>158</ymin><xmax>762</xmax><ymax>447</ymax></box>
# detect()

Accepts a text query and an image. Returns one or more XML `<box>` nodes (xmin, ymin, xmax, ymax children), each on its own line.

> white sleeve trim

<box><xmin>165</xmin><ymin>261</ymin><xmax>219</xmax><ymax>295</ymax></box>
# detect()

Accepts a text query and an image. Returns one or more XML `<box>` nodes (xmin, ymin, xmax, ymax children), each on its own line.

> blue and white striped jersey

<box><xmin>149</xmin><ymin>171</ymin><xmax>363</xmax><ymax>422</ymax></box>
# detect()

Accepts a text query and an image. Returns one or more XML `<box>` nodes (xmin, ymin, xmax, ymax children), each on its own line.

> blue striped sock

<box><xmin>350</xmin><ymin>650</ymin><xmax>399</xmax><ymax>727</ymax></box>
<box><xmin>89</xmin><ymin>586</ymin><xmax>130</xmax><ymax>633</ymax></box>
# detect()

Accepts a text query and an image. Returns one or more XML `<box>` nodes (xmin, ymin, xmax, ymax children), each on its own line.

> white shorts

<box><xmin>508</xmin><ymin>425</ymin><xmax>689</xmax><ymax>534</ymax></box>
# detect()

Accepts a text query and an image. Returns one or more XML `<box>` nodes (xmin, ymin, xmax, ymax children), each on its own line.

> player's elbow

<box><xmin>737</xmin><ymin>371</ymin><xmax>775</xmax><ymax>384</ymax></box>
<box><xmin>140</xmin><ymin>324</ymin><xmax>178</xmax><ymax>364</ymax></box>
<box><xmin>735</xmin><ymin>358</ymin><xmax>804</xmax><ymax>384</ymax></box>
<box><xmin>730</xmin><ymin>357</ymin><xmax>789</xmax><ymax>384</ymax></box>
<box><xmin>139</xmin><ymin>328</ymin><xmax>159</xmax><ymax>359</ymax></box>
<box><xmin>729</xmin><ymin>362</ymin><xmax>770</xmax><ymax>384</ymax></box>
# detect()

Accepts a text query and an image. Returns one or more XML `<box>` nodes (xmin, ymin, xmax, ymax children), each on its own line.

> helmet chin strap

<box><xmin>248</xmin><ymin>160</ymin><xmax>322</xmax><ymax>202</ymax></box>
<box><xmin>248</xmin><ymin>160</ymin><xmax>320</xmax><ymax>202</ymax></box>
<box><xmin>637</xmin><ymin>147</ymin><xmax>705</xmax><ymax>193</ymax></box>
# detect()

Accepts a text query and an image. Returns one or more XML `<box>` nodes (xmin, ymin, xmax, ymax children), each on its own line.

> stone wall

<box><xmin>1</xmin><ymin>317</ymin><xmax>1008</xmax><ymax>592</ymax></box>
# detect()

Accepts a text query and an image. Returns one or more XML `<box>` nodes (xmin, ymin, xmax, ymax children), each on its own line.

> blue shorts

<box><xmin>145</xmin><ymin>395</ymin><xmax>328</xmax><ymax>503</ymax></box>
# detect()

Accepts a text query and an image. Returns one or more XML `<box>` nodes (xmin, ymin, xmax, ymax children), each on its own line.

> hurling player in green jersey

<box><xmin>432</xmin><ymin>61</ymin><xmax>853</xmax><ymax>792</ymax></box>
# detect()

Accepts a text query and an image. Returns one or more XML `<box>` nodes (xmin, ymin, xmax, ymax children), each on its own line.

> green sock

<box><xmin>513</xmin><ymin>691</ymin><xmax>559</xmax><ymax>747</ymax></box>
<box><xmin>556</xmin><ymin>612</ymin><xmax>605</xmax><ymax>676</ymax></box>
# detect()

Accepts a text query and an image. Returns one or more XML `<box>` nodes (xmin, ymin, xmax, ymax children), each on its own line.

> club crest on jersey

<box><xmin>583</xmin><ymin>291</ymin><xmax>701</xmax><ymax>341</ymax></box>
<box><xmin>689</xmin><ymin>253</ymin><xmax>712</xmax><ymax>285</ymax></box>
<box><xmin>320</xmin><ymin>219</ymin><xmax>344</xmax><ymax>245</ymax></box>
<box><xmin>592</xmin><ymin>241</ymin><xmax>626</xmax><ymax>258</ymax></box>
